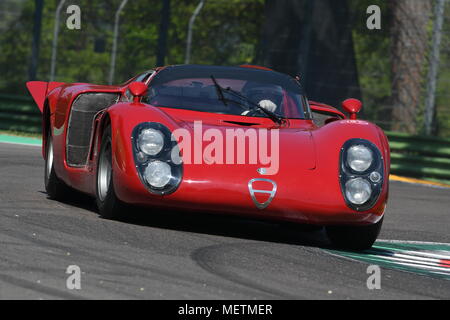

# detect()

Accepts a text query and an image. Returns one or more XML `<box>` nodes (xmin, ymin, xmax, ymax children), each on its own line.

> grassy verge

<box><xmin>0</xmin><ymin>130</ymin><xmax>41</xmax><ymax>138</ymax></box>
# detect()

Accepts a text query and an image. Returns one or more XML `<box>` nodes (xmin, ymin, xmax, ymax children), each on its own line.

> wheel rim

<box><xmin>97</xmin><ymin>141</ymin><xmax>112</xmax><ymax>202</ymax></box>
<box><xmin>46</xmin><ymin>137</ymin><xmax>53</xmax><ymax>182</ymax></box>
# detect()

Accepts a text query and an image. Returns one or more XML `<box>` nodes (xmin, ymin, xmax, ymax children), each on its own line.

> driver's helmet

<box><xmin>242</xmin><ymin>82</ymin><xmax>283</xmax><ymax>107</ymax></box>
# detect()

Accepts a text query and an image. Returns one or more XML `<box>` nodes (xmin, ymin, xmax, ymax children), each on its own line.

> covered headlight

<box><xmin>347</xmin><ymin>144</ymin><xmax>373</xmax><ymax>172</ymax></box>
<box><xmin>144</xmin><ymin>160</ymin><xmax>172</xmax><ymax>188</ymax></box>
<box><xmin>138</xmin><ymin>128</ymin><xmax>164</xmax><ymax>156</ymax></box>
<box><xmin>132</xmin><ymin>122</ymin><xmax>183</xmax><ymax>195</ymax></box>
<box><xmin>345</xmin><ymin>178</ymin><xmax>372</xmax><ymax>205</ymax></box>
<box><xmin>340</xmin><ymin>138</ymin><xmax>384</xmax><ymax>211</ymax></box>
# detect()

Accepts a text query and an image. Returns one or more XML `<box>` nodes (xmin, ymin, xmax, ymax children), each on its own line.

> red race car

<box><xmin>26</xmin><ymin>64</ymin><xmax>390</xmax><ymax>250</ymax></box>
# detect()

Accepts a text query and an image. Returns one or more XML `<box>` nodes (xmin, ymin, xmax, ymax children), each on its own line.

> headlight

<box><xmin>132</xmin><ymin>122</ymin><xmax>183</xmax><ymax>195</ymax></box>
<box><xmin>347</xmin><ymin>144</ymin><xmax>373</xmax><ymax>172</ymax></box>
<box><xmin>340</xmin><ymin>138</ymin><xmax>385</xmax><ymax>211</ymax></box>
<box><xmin>144</xmin><ymin>160</ymin><xmax>172</xmax><ymax>188</ymax></box>
<box><xmin>345</xmin><ymin>178</ymin><xmax>372</xmax><ymax>205</ymax></box>
<box><xmin>138</xmin><ymin>128</ymin><xmax>164</xmax><ymax>156</ymax></box>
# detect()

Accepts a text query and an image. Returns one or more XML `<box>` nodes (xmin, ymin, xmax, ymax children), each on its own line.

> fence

<box><xmin>1</xmin><ymin>93</ymin><xmax>449</xmax><ymax>185</ymax></box>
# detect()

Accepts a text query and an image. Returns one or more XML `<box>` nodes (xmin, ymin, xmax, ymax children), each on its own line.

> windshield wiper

<box><xmin>210</xmin><ymin>75</ymin><xmax>228</xmax><ymax>106</ymax></box>
<box><xmin>210</xmin><ymin>75</ymin><xmax>286</xmax><ymax>125</ymax></box>
<box><xmin>211</xmin><ymin>75</ymin><xmax>253</xmax><ymax>112</ymax></box>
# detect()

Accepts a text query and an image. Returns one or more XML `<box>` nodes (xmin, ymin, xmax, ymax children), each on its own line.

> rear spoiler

<box><xmin>26</xmin><ymin>81</ymin><xmax>65</xmax><ymax>113</ymax></box>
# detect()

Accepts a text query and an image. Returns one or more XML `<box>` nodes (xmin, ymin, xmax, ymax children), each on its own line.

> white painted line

<box><xmin>392</xmin><ymin>261</ymin><xmax>450</xmax><ymax>273</ymax></box>
<box><xmin>393</xmin><ymin>253</ymin><xmax>447</xmax><ymax>264</ymax></box>
<box><xmin>378</xmin><ymin>239</ymin><xmax>450</xmax><ymax>246</ymax></box>
<box><xmin>402</xmin><ymin>250</ymin><xmax>450</xmax><ymax>261</ymax></box>
<box><xmin>376</xmin><ymin>254</ymin><xmax>447</xmax><ymax>268</ymax></box>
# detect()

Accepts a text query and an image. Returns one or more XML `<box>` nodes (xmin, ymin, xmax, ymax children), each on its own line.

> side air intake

<box><xmin>66</xmin><ymin>92</ymin><xmax>119</xmax><ymax>167</ymax></box>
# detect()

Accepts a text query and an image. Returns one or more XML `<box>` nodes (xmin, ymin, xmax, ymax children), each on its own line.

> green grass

<box><xmin>0</xmin><ymin>130</ymin><xmax>41</xmax><ymax>138</ymax></box>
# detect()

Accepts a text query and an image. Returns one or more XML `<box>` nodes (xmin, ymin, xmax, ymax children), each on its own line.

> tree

<box><xmin>259</xmin><ymin>0</ymin><xmax>361</xmax><ymax>109</ymax></box>
<box><xmin>157</xmin><ymin>0</ymin><xmax>170</xmax><ymax>66</ymax></box>
<box><xmin>389</xmin><ymin>0</ymin><xmax>432</xmax><ymax>134</ymax></box>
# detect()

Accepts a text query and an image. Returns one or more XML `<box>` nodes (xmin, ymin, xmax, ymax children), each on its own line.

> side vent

<box><xmin>66</xmin><ymin>92</ymin><xmax>119</xmax><ymax>167</ymax></box>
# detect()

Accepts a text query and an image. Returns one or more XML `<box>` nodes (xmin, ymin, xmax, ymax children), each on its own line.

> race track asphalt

<box><xmin>0</xmin><ymin>142</ymin><xmax>449</xmax><ymax>299</ymax></box>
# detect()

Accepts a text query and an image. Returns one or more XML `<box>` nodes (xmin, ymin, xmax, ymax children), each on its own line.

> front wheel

<box><xmin>326</xmin><ymin>218</ymin><xmax>383</xmax><ymax>250</ymax></box>
<box><xmin>95</xmin><ymin>125</ymin><xmax>127</xmax><ymax>220</ymax></box>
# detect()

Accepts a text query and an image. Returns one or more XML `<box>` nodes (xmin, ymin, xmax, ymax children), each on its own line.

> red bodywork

<box><xmin>26</xmin><ymin>66</ymin><xmax>390</xmax><ymax>226</ymax></box>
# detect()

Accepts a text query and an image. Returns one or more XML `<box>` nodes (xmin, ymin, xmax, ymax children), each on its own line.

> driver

<box><xmin>241</xmin><ymin>83</ymin><xmax>283</xmax><ymax>115</ymax></box>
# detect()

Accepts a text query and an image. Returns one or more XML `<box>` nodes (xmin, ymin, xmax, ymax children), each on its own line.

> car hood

<box><xmin>178</xmin><ymin>119</ymin><xmax>316</xmax><ymax>173</ymax></box>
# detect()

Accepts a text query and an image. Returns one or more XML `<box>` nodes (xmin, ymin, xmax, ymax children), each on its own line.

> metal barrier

<box><xmin>387</xmin><ymin>131</ymin><xmax>450</xmax><ymax>184</ymax></box>
<box><xmin>0</xmin><ymin>93</ymin><xmax>41</xmax><ymax>133</ymax></box>
<box><xmin>1</xmin><ymin>94</ymin><xmax>449</xmax><ymax>184</ymax></box>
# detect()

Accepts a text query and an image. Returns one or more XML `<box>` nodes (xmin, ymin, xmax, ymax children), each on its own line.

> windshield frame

<box><xmin>145</xmin><ymin>65</ymin><xmax>312</xmax><ymax>120</ymax></box>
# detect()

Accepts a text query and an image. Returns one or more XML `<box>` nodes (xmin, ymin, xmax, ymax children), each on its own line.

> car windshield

<box><xmin>144</xmin><ymin>65</ymin><xmax>308</xmax><ymax>119</ymax></box>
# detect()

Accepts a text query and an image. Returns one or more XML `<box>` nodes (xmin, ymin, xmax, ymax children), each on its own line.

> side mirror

<box><xmin>342</xmin><ymin>98</ymin><xmax>362</xmax><ymax>120</ymax></box>
<box><xmin>128</xmin><ymin>82</ymin><xmax>147</xmax><ymax>103</ymax></box>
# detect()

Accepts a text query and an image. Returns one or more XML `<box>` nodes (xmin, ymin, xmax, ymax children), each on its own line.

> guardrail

<box><xmin>0</xmin><ymin>93</ymin><xmax>41</xmax><ymax>134</ymax></box>
<box><xmin>387</xmin><ymin>131</ymin><xmax>450</xmax><ymax>185</ymax></box>
<box><xmin>0</xmin><ymin>93</ymin><xmax>449</xmax><ymax>184</ymax></box>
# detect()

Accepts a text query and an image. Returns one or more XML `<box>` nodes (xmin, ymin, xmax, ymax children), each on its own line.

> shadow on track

<box><xmin>44</xmin><ymin>188</ymin><xmax>332</xmax><ymax>249</ymax></box>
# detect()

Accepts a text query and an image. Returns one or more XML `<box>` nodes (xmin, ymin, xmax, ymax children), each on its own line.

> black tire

<box><xmin>95</xmin><ymin>125</ymin><xmax>127</xmax><ymax>220</ymax></box>
<box><xmin>326</xmin><ymin>218</ymin><xmax>383</xmax><ymax>250</ymax></box>
<box><xmin>45</xmin><ymin>132</ymin><xmax>70</xmax><ymax>200</ymax></box>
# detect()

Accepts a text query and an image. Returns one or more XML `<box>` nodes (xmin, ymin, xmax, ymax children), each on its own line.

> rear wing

<box><xmin>26</xmin><ymin>81</ymin><xmax>65</xmax><ymax>113</ymax></box>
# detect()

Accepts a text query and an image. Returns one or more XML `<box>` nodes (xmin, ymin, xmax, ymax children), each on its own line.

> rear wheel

<box><xmin>326</xmin><ymin>218</ymin><xmax>383</xmax><ymax>250</ymax></box>
<box><xmin>45</xmin><ymin>132</ymin><xmax>70</xmax><ymax>200</ymax></box>
<box><xmin>95</xmin><ymin>125</ymin><xmax>127</xmax><ymax>220</ymax></box>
